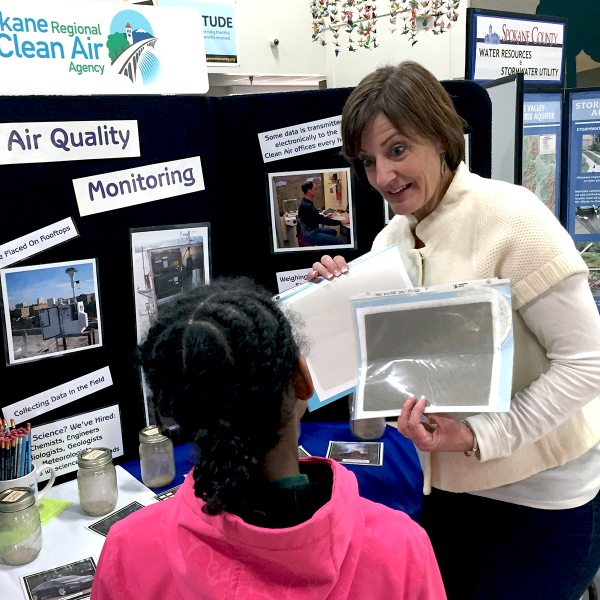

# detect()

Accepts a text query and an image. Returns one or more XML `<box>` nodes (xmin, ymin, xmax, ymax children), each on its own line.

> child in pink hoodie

<box><xmin>92</xmin><ymin>278</ymin><xmax>446</xmax><ymax>600</ymax></box>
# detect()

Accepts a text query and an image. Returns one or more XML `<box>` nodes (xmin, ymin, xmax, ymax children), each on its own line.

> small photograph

<box><xmin>21</xmin><ymin>556</ymin><xmax>96</xmax><ymax>600</ymax></box>
<box><xmin>582</xmin><ymin>134</ymin><xmax>600</xmax><ymax>173</ymax></box>
<box><xmin>153</xmin><ymin>484</ymin><xmax>182</xmax><ymax>502</ymax></box>
<box><xmin>326</xmin><ymin>441</ymin><xmax>383</xmax><ymax>466</ymax></box>
<box><xmin>268</xmin><ymin>168</ymin><xmax>355</xmax><ymax>253</ymax></box>
<box><xmin>131</xmin><ymin>223</ymin><xmax>211</xmax><ymax>344</ymax></box>
<box><xmin>87</xmin><ymin>501</ymin><xmax>145</xmax><ymax>538</ymax></box>
<box><xmin>298</xmin><ymin>445</ymin><xmax>311</xmax><ymax>458</ymax></box>
<box><xmin>0</xmin><ymin>259</ymin><xmax>102</xmax><ymax>366</ymax></box>
<box><xmin>575</xmin><ymin>206</ymin><xmax>600</xmax><ymax>235</ymax></box>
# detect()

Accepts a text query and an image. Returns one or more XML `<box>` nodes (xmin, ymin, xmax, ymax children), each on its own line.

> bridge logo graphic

<box><xmin>107</xmin><ymin>10</ymin><xmax>161</xmax><ymax>86</ymax></box>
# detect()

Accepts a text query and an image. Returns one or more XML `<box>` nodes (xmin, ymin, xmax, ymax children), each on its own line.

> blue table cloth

<box><xmin>299</xmin><ymin>421</ymin><xmax>423</xmax><ymax>521</ymax></box>
<box><xmin>121</xmin><ymin>421</ymin><xmax>423</xmax><ymax>521</ymax></box>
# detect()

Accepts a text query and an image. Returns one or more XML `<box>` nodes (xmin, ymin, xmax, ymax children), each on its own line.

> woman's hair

<box><xmin>137</xmin><ymin>277</ymin><xmax>300</xmax><ymax>516</ymax></box>
<box><xmin>341</xmin><ymin>61</ymin><xmax>466</xmax><ymax>186</ymax></box>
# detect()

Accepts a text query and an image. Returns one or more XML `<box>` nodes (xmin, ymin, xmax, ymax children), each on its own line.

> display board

<box><xmin>0</xmin><ymin>96</ymin><xmax>219</xmax><ymax>482</ymax></box>
<box><xmin>466</xmin><ymin>8</ymin><xmax>566</xmax><ymax>87</ymax></box>
<box><xmin>482</xmin><ymin>74</ymin><xmax>524</xmax><ymax>185</ymax></box>
<box><xmin>566</xmin><ymin>89</ymin><xmax>600</xmax><ymax>240</ymax></box>
<box><xmin>522</xmin><ymin>91</ymin><xmax>563</xmax><ymax>218</ymax></box>
<box><xmin>0</xmin><ymin>82</ymin><xmax>493</xmax><ymax>471</ymax></box>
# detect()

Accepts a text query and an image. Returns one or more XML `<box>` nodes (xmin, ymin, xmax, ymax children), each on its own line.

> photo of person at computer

<box><xmin>268</xmin><ymin>168</ymin><xmax>355</xmax><ymax>253</ymax></box>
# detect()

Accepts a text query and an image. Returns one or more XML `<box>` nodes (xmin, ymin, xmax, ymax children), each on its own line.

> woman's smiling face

<box><xmin>358</xmin><ymin>112</ymin><xmax>451</xmax><ymax>221</ymax></box>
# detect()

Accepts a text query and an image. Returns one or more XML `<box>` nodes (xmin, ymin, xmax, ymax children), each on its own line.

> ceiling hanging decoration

<box><xmin>311</xmin><ymin>0</ymin><xmax>460</xmax><ymax>54</ymax></box>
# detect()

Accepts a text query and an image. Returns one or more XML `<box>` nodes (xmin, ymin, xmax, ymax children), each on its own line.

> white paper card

<box><xmin>258</xmin><ymin>116</ymin><xmax>342</xmax><ymax>163</ymax></box>
<box><xmin>73</xmin><ymin>156</ymin><xmax>204</xmax><ymax>216</ymax></box>
<box><xmin>0</xmin><ymin>121</ymin><xmax>140</xmax><ymax>165</ymax></box>
<box><xmin>2</xmin><ymin>366</ymin><xmax>113</xmax><ymax>424</ymax></box>
<box><xmin>31</xmin><ymin>404</ymin><xmax>123</xmax><ymax>480</ymax></box>
<box><xmin>540</xmin><ymin>133</ymin><xmax>556</xmax><ymax>154</ymax></box>
<box><xmin>276</xmin><ymin>268</ymin><xmax>312</xmax><ymax>293</ymax></box>
<box><xmin>0</xmin><ymin>217</ymin><xmax>78</xmax><ymax>267</ymax></box>
<box><xmin>276</xmin><ymin>246</ymin><xmax>412</xmax><ymax>409</ymax></box>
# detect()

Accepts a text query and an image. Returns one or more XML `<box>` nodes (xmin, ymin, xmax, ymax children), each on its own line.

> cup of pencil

<box><xmin>0</xmin><ymin>420</ymin><xmax>56</xmax><ymax>503</ymax></box>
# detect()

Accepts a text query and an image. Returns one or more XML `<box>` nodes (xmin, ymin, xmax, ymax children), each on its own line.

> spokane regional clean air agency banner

<box><xmin>0</xmin><ymin>0</ymin><xmax>208</xmax><ymax>94</ymax></box>
<box><xmin>469</xmin><ymin>11</ymin><xmax>565</xmax><ymax>85</ymax></box>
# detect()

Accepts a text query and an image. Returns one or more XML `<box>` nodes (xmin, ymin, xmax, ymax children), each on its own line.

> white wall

<box><xmin>208</xmin><ymin>0</ymin><xmax>326</xmax><ymax>77</ymax></box>
<box><xmin>324</xmin><ymin>1</ymin><xmax>470</xmax><ymax>88</ymax></box>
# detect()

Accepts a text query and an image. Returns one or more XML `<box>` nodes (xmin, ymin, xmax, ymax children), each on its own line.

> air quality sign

<box><xmin>0</xmin><ymin>0</ymin><xmax>208</xmax><ymax>94</ymax></box>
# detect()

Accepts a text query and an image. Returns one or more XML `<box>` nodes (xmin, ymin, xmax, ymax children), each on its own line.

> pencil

<box><xmin>11</xmin><ymin>437</ymin><xmax>17</xmax><ymax>480</ymax></box>
<box><xmin>26</xmin><ymin>424</ymin><xmax>31</xmax><ymax>475</ymax></box>
<box><xmin>17</xmin><ymin>433</ymin><xmax>23</xmax><ymax>478</ymax></box>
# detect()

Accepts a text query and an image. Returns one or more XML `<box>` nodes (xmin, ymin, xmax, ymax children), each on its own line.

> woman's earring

<box><xmin>440</xmin><ymin>153</ymin><xmax>448</xmax><ymax>177</ymax></box>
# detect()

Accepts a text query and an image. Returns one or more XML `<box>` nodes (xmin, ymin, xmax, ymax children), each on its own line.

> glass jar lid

<box><xmin>77</xmin><ymin>447</ymin><xmax>113</xmax><ymax>469</ymax></box>
<box><xmin>0</xmin><ymin>487</ymin><xmax>36</xmax><ymax>512</ymax></box>
<box><xmin>139</xmin><ymin>425</ymin><xmax>168</xmax><ymax>444</ymax></box>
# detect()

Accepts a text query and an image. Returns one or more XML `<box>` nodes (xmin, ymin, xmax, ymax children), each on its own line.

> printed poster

<box><xmin>522</xmin><ymin>93</ymin><xmax>562</xmax><ymax>217</ymax></box>
<box><xmin>567</xmin><ymin>92</ymin><xmax>600</xmax><ymax>241</ymax></box>
<box><xmin>0</xmin><ymin>0</ymin><xmax>208</xmax><ymax>94</ymax></box>
<box><xmin>468</xmin><ymin>10</ymin><xmax>565</xmax><ymax>85</ymax></box>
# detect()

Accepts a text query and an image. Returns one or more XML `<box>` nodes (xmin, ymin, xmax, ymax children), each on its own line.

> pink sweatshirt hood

<box><xmin>170</xmin><ymin>457</ymin><xmax>363</xmax><ymax>599</ymax></box>
<box><xmin>92</xmin><ymin>457</ymin><xmax>445</xmax><ymax>600</ymax></box>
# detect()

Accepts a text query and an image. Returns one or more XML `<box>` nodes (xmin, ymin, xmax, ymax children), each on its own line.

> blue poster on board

<box><xmin>522</xmin><ymin>93</ymin><xmax>562</xmax><ymax>218</ymax></box>
<box><xmin>567</xmin><ymin>91</ymin><xmax>600</xmax><ymax>240</ymax></box>
<box><xmin>567</xmin><ymin>90</ymin><xmax>600</xmax><ymax>311</ymax></box>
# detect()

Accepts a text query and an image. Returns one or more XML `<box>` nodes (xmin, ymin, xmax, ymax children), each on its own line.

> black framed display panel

<box><xmin>466</xmin><ymin>8</ymin><xmax>567</xmax><ymax>89</ymax></box>
<box><xmin>522</xmin><ymin>86</ymin><xmax>564</xmax><ymax>219</ymax></box>
<box><xmin>0</xmin><ymin>95</ymin><xmax>220</xmax><ymax>483</ymax></box>
<box><xmin>482</xmin><ymin>73</ymin><xmax>524</xmax><ymax>185</ymax></box>
<box><xmin>563</xmin><ymin>87</ymin><xmax>600</xmax><ymax>240</ymax></box>
<box><xmin>0</xmin><ymin>80</ymin><xmax>493</xmax><ymax>462</ymax></box>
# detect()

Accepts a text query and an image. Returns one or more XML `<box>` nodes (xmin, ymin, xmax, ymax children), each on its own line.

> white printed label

<box><xmin>0</xmin><ymin>121</ymin><xmax>140</xmax><ymax>165</ymax></box>
<box><xmin>31</xmin><ymin>405</ymin><xmax>123</xmax><ymax>481</ymax></box>
<box><xmin>276</xmin><ymin>268</ymin><xmax>312</xmax><ymax>293</ymax></box>
<box><xmin>258</xmin><ymin>116</ymin><xmax>342</xmax><ymax>163</ymax></box>
<box><xmin>2</xmin><ymin>490</ymin><xmax>27</xmax><ymax>502</ymax></box>
<box><xmin>73</xmin><ymin>156</ymin><xmax>205</xmax><ymax>217</ymax></box>
<box><xmin>0</xmin><ymin>218</ymin><xmax>78</xmax><ymax>268</ymax></box>
<box><xmin>2</xmin><ymin>367</ymin><xmax>113</xmax><ymax>425</ymax></box>
<box><xmin>540</xmin><ymin>134</ymin><xmax>557</xmax><ymax>155</ymax></box>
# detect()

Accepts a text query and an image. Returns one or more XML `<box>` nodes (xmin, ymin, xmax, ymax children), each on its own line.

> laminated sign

<box><xmin>0</xmin><ymin>0</ymin><xmax>208</xmax><ymax>94</ymax></box>
<box><xmin>467</xmin><ymin>10</ymin><xmax>565</xmax><ymax>85</ymax></box>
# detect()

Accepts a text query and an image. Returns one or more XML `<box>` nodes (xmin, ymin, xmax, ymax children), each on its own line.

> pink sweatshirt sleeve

<box><xmin>416</xmin><ymin>535</ymin><xmax>447</xmax><ymax>600</ymax></box>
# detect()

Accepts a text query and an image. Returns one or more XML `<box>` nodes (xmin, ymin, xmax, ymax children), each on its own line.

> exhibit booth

<box><xmin>1</xmin><ymin>2</ymin><xmax>600</xmax><ymax>598</ymax></box>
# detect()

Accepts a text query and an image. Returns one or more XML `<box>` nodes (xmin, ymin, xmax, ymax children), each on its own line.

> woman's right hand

<box><xmin>307</xmin><ymin>255</ymin><xmax>349</xmax><ymax>282</ymax></box>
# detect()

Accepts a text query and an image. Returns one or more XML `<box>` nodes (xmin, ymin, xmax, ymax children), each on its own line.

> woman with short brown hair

<box><xmin>310</xmin><ymin>61</ymin><xmax>600</xmax><ymax>600</ymax></box>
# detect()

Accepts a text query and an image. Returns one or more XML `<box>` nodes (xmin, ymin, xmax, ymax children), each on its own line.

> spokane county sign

<box><xmin>468</xmin><ymin>11</ymin><xmax>565</xmax><ymax>85</ymax></box>
<box><xmin>0</xmin><ymin>0</ymin><xmax>208</xmax><ymax>94</ymax></box>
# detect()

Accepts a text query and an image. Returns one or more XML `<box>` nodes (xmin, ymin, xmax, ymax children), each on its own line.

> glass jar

<box><xmin>77</xmin><ymin>448</ymin><xmax>118</xmax><ymax>517</ymax></box>
<box><xmin>0</xmin><ymin>487</ymin><xmax>42</xmax><ymax>566</ymax></box>
<box><xmin>139</xmin><ymin>426</ymin><xmax>175</xmax><ymax>489</ymax></box>
<box><xmin>348</xmin><ymin>392</ymin><xmax>386</xmax><ymax>440</ymax></box>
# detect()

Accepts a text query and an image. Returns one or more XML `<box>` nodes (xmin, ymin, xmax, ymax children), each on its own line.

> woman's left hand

<box><xmin>397</xmin><ymin>395</ymin><xmax>474</xmax><ymax>453</ymax></box>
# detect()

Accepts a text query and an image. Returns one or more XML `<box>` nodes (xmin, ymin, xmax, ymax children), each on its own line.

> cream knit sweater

<box><xmin>372</xmin><ymin>163</ymin><xmax>600</xmax><ymax>493</ymax></box>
